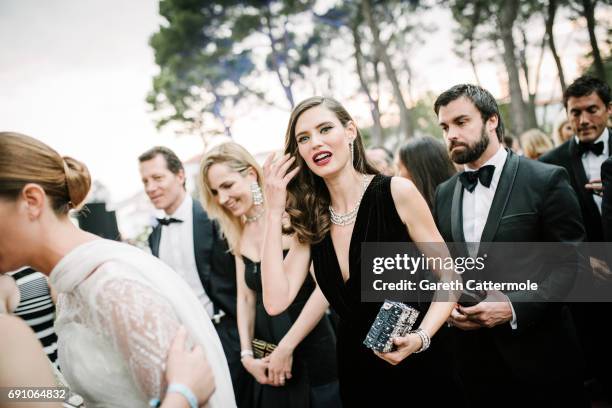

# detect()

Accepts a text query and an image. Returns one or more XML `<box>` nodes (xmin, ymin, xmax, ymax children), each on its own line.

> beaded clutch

<box><xmin>363</xmin><ymin>300</ymin><xmax>420</xmax><ymax>353</ymax></box>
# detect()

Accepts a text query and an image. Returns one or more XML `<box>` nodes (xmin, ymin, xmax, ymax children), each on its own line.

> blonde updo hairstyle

<box><xmin>0</xmin><ymin>132</ymin><xmax>91</xmax><ymax>214</ymax></box>
<box><xmin>199</xmin><ymin>142</ymin><xmax>264</xmax><ymax>253</ymax></box>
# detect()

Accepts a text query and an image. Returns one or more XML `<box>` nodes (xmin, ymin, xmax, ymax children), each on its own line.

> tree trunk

<box><xmin>352</xmin><ymin>23</ymin><xmax>383</xmax><ymax>145</ymax></box>
<box><xmin>498</xmin><ymin>0</ymin><xmax>529</xmax><ymax>135</ymax></box>
<box><xmin>468</xmin><ymin>1</ymin><xmax>483</xmax><ymax>86</ymax></box>
<box><xmin>518</xmin><ymin>28</ymin><xmax>539</xmax><ymax>129</ymax></box>
<box><xmin>581</xmin><ymin>0</ymin><xmax>605</xmax><ymax>80</ymax></box>
<box><xmin>546</xmin><ymin>0</ymin><xmax>567</xmax><ymax>93</ymax></box>
<box><xmin>211</xmin><ymin>93</ymin><xmax>232</xmax><ymax>138</ymax></box>
<box><xmin>361</xmin><ymin>0</ymin><xmax>412</xmax><ymax>139</ymax></box>
<box><xmin>263</xmin><ymin>10</ymin><xmax>295</xmax><ymax>108</ymax></box>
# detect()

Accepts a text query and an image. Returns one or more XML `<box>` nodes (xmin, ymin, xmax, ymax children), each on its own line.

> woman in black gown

<box><xmin>261</xmin><ymin>97</ymin><xmax>458</xmax><ymax>407</ymax></box>
<box><xmin>200</xmin><ymin>142</ymin><xmax>340</xmax><ymax>408</ymax></box>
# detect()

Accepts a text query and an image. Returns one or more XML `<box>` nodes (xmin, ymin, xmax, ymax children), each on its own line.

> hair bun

<box><xmin>62</xmin><ymin>156</ymin><xmax>91</xmax><ymax>209</ymax></box>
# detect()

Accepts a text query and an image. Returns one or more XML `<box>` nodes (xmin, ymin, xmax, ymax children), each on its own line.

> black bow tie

<box><xmin>576</xmin><ymin>140</ymin><xmax>604</xmax><ymax>156</ymax></box>
<box><xmin>156</xmin><ymin>217</ymin><xmax>183</xmax><ymax>226</ymax></box>
<box><xmin>459</xmin><ymin>165</ymin><xmax>496</xmax><ymax>193</ymax></box>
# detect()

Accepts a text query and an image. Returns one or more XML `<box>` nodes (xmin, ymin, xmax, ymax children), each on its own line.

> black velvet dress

<box><xmin>311</xmin><ymin>174</ymin><xmax>458</xmax><ymax>407</ymax></box>
<box><xmin>242</xmin><ymin>255</ymin><xmax>340</xmax><ymax>408</ymax></box>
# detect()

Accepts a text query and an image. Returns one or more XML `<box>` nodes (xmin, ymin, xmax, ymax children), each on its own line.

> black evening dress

<box><xmin>311</xmin><ymin>174</ymin><xmax>458</xmax><ymax>407</ymax></box>
<box><xmin>242</xmin><ymin>255</ymin><xmax>341</xmax><ymax>408</ymax></box>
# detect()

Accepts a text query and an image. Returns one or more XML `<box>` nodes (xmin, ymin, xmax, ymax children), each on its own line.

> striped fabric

<box><xmin>11</xmin><ymin>268</ymin><xmax>59</xmax><ymax>367</ymax></box>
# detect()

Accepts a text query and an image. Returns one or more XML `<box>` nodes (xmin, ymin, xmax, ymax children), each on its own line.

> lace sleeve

<box><xmin>91</xmin><ymin>274</ymin><xmax>180</xmax><ymax>400</ymax></box>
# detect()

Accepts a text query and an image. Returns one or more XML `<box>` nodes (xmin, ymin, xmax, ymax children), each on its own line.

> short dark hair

<box><xmin>434</xmin><ymin>84</ymin><xmax>504</xmax><ymax>142</ymax></box>
<box><xmin>138</xmin><ymin>146</ymin><xmax>184</xmax><ymax>175</ymax></box>
<box><xmin>563</xmin><ymin>75</ymin><xmax>611</xmax><ymax>108</ymax></box>
<box><xmin>502</xmin><ymin>134</ymin><xmax>516</xmax><ymax>148</ymax></box>
<box><xmin>368</xmin><ymin>145</ymin><xmax>394</xmax><ymax>163</ymax></box>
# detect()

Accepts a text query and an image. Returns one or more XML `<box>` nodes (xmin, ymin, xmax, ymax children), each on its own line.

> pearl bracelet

<box><xmin>411</xmin><ymin>328</ymin><xmax>431</xmax><ymax>353</ymax></box>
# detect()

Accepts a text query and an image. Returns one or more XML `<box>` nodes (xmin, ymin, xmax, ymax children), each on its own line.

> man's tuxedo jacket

<box><xmin>434</xmin><ymin>150</ymin><xmax>585</xmax><ymax>383</ymax></box>
<box><xmin>148</xmin><ymin>198</ymin><xmax>237</xmax><ymax>319</ymax></box>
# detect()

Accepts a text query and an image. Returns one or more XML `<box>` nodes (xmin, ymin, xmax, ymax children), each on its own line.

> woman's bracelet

<box><xmin>240</xmin><ymin>349</ymin><xmax>254</xmax><ymax>359</ymax></box>
<box><xmin>411</xmin><ymin>328</ymin><xmax>431</xmax><ymax>353</ymax></box>
<box><xmin>167</xmin><ymin>383</ymin><xmax>198</xmax><ymax>408</ymax></box>
<box><xmin>148</xmin><ymin>383</ymin><xmax>198</xmax><ymax>408</ymax></box>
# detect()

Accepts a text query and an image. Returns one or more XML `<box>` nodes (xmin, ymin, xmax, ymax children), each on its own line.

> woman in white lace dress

<box><xmin>0</xmin><ymin>132</ymin><xmax>236</xmax><ymax>408</ymax></box>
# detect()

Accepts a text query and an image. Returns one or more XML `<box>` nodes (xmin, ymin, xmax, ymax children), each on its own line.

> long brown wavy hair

<box><xmin>283</xmin><ymin>97</ymin><xmax>378</xmax><ymax>245</ymax></box>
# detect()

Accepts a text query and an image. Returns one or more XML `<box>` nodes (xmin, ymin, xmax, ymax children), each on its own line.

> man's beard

<box><xmin>449</xmin><ymin>126</ymin><xmax>490</xmax><ymax>164</ymax></box>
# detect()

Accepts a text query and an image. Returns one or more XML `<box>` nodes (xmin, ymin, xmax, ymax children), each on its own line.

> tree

<box><xmin>148</xmin><ymin>0</ymin><xmax>321</xmax><ymax>139</ymax></box>
<box><xmin>449</xmin><ymin>0</ymin><xmax>544</xmax><ymax>135</ymax></box>
<box><xmin>577</xmin><ymin>0</ymin><xmax>606</xmax><ymax>80</ymax></box>
<box><xmin>148</xmin><ymin>0</ymin><xmax>257</xmax><ymax>138</ymax></box>
<box><xmin>314</xmin><ymin>2</ymin><xmax>385</xmax><ymax>144</ymax></box>
<box><xmin>545</xmin><ymin>0</ymin><xmax>567</xmax><ymax>93</ymax></box>
<box><xmin>361</xmin><ymin>0</ymin><xmax>414</xmax><ymax>140</ymax></box>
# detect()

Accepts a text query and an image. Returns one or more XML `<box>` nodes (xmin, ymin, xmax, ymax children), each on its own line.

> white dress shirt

<box><xmin>158</xmin><ymin>195</ymin><xmax>214</xmax><ymax>317</ymax></box>
<box><xmin>461</xmin><ymin>147</ymin><xmax>517</xmax><ymax>329</ymax></box>
<box><xmin>576</xmin><ymin>128</ymin><xmax>609</xmax><ymax>213</ymax></box>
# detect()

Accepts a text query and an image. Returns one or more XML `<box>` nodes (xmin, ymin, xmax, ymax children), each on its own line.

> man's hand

<box><xmin>590</xmin><ymin>256</ymin><xmax>612</xmax><ymax>282</ymax></box>
<box><xmin>585</xmin><ymin>179</ymin><xmax>603</xmax><ymax>197</ymax></box>
<box><xmin>456</xmin><ymin>290</ymin><xmax>513</xmax><ymax>329</ymax></box>
<box><xmin>447</xmin><ymin>305</ymin><xmax>482</xmax><ymax>330</ymax></box>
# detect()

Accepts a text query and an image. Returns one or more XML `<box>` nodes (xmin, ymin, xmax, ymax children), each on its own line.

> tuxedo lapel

<box><xmin>451</xmin><ymin>178</ymin><xmax>465</xmax><ymax>243</ymax></box>
<box><xmin>149</xmin><ymin>224</ymin><xmax>162</xmax><ymax>257</ymax></box>
<box><xmin>192</xmin><ymin>200</ymin><xmax>212</xmax><ymax>293</ymax></box>
<box><xmin>569</xmin><ymin>139</ymin><xmax>600</xmax><ymax>215</ymax></box>
<box><xmin>479</xmin><ymin>150</ymin><xmax>519</xmax><ymax>252</ymax></box>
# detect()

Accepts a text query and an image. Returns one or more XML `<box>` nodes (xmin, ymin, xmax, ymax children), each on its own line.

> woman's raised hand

<box><xmin>263</xmin><ymin>153</ymin><xmax>300</xmax><ymax>216</ymax></box>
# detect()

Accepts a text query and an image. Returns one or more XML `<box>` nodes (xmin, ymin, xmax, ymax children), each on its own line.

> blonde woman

<box><xmin>519</xmin><ymin>128</ymin><xmax>554</xmax><ymax>159</ymax></box>
<box><xmin>552</xmin><ymin>118</ymin><xmax>574</xmax><ymax>147</ymax></box>
<box><xmin>199</xmin><ymin>143</ymin><xmax>340</xmax><ymax>408</ymax></box>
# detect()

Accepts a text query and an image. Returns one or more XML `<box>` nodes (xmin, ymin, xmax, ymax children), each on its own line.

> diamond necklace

<box><xmin>329</xmin><ymin>174</ymin><xmax>370</xmax><ymax>226</ymax></box>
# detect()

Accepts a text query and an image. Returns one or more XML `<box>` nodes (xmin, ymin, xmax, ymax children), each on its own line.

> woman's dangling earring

<box><xmin>250</xmin><ymin>182</ymin><xmax>264</xmax><ymax>206</ymax></box>
<box><xmin>349</xmin><ymin>140</ymin><xmax>354</xmax><ymax>165</ymax></box>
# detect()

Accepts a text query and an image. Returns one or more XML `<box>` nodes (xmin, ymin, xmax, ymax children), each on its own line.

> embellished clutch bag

<box><xmin>252</xmin><ymin>338</ymin><xmax>277</xmax><ymax>359</ymax></box>
<box><xmin>363</xmin><ymin>300</ymin><xmax>420</xmax><ymax>353</ymax></box>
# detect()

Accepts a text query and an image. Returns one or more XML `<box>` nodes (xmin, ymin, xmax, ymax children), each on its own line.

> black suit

<box><xmin>602</xmin><ymin>157</ymin><xmax>612</xmax><ymax>242</ymax></box>
<box><xmin>149</xmin><ymin>198</ymin><xmax>252</xmax><ymax>407</ymax></box>
<box><xmin>540</xmin><ymin>131</ymin><xmax>612</xmax><ymax>399</ymax></box>
<box><xmin>539</xmin><ymin>130</ymin><xmax>612</xmax><ymax>242</ymax></box>
<box><xmin>434</xmin><ymin>150</ymin><xmax>586</xmax><ymax>407</ymax></box>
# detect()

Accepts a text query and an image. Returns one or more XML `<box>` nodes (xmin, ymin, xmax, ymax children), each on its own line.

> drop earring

<box><xmin>250</xmin><ymin>182</ymin><xmax>264</xmax><ymax>206</ymax></box>
<box><xmin>349</xmin><ymin>140</ymin><xmax>354</xmax><ymax>165</ymax></box>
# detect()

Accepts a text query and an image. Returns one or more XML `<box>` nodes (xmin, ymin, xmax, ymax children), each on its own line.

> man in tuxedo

<box><xmin>138</xmin><ymin>147</ymin><xmax>251</xmax><ymax>406</ymax></box>
<box><xmin>433</xmin><ymin>85</ymin><xmax>586</xmax><ymax>407</ymax></box>
<box><xmin>539</xmin><ymin>76</ymin><xmax>612</xmax><ymax>399</ymax></box>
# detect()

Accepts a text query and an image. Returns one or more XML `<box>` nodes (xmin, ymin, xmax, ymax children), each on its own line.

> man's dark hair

<box><xmin>503</xmin><ymin>134</ymin><xmax>516</xmax><ymax>149</ymax></box>
<box><xmin>434</xmin><ymin>84</ymin><xmax>505</xmax><ymax>142</ymax></box>
<box><xmin>139</xmin><ymin>146</ymin><xmax>185</xmax><ymax>188</ymax></box>
<box><xmin>138</xmin><ymin>146</ymin><xmax>184</xmax><ymax>175</ymax></box>
<box><xmin>369</xmin><ymin>145</ymin><xmax>394</xmax><ymax>163</ymax></box>
<box><xmin>563</xmin><ymin>75</ymin><xmax>611</xmax><ymax>108</ymax></box>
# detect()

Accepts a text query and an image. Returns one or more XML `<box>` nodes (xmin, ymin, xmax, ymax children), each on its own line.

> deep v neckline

<box><xmin>327</xmin><ymin>174</ymin><xmax>379</xmax><ymax>286</ymax></box>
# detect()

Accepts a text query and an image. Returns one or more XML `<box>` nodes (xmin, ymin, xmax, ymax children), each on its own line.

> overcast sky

<box><xmin>1</xmin><ymin>0</ymin><xmax>605</xmax><ymax>202</ymax></box>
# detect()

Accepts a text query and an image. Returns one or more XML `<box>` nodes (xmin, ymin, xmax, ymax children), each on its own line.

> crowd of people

<box><xmin>1</xmin><ymin>74</ymin><xmax>611</xmax><ymax>408</ymax></box>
